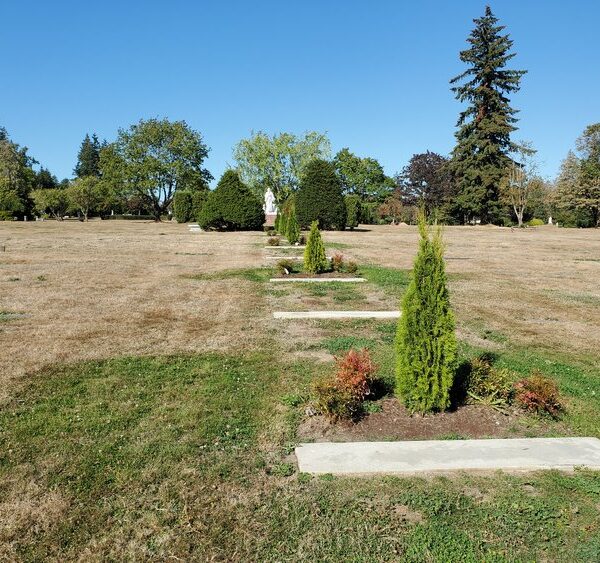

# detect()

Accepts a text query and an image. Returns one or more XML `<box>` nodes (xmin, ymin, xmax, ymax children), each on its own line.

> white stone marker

<box><xmin>269</xmin><ymin>277</ymin><xmax>365</xmax><ymax>283</ymax></box>
<box><xmin>263</xmin><ymin>246</ymin><xmax>306</xmax><ymax>249</ymax></box>
<box><xmin>295</xmin><ymin>437</ymin><xmax>600</xmax><ymax>475</ymax></box>
<box><xmin>273</xmin><ymin>311</ymin><xmax>400</xmax><ymax>319</ymax></box>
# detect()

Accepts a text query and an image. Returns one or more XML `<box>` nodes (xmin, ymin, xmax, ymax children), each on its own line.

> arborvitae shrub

<box><xmin>172</xmin><ymin>190</ymin><xmax>193</xmax><ymax>223</ymax></box>
<box><xmin>274</xmin><ymin>211</ymin><xmax>280</xmax><ymax>232</ymax></box>
<box><xmin>191</xmin><ymin>190</ymin><xmax>208</xmax><ymax>222</ymax></box>
<box><xmin>286</xmin><ymin>206</ymin><xmax>301</xmax><ymax>244</ymax></box>
<box><xmin>395</xmin><ymin>212</ymin><xmax>457</xmax><ymax>412</ymax></box>
<box><xmin>345</xmin><ymin>195</ymin><xmax>361</xmax><ymax>230</ymax></box>
<box><xmin>303</xmin><ymin>221</ymin><xmax>329</xmax><ymax>274</ymax></box>
<box><xmin>296</xmin><ymin>159</ymin><xmax>347</xmax><ymax>230</ymax></box>
<box><xmin>199</xmin><ymin>170</ymin><xmax>264</xmax><ymax>231</ymax></box>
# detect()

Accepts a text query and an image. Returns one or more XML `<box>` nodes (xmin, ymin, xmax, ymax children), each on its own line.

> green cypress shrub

<box><xmin>286</xmin><ymin>205</ymin><xmax>300</xmax><ymax>244</ymax></box>
<box><xmin>172</xmin><ymin>191</ymin><xmax>193</xmax><ymax>222</ymax></box>
<box><xmin>395</xmin><ymin>212</ymin><xmax>457</xmax><ymax>412</ymax></box>
<box><xmin>345</xmin><ymin>195</ymin><xmax>361</xmax><ymax>230</ymax></box>
<box><xmin>303</xmin><ymin>221</ymin><xmax>328</xmax><ymax>274</ymax></box>
<box><xmin>199</xmin><ymin>170</ymin><xmax>264</xmax><ymax>231</ymax></box>
<box><xmin>296</xmin><ymin>159</ymin><xmax>347</xmax><ymax>230</ymax></box>
<box><xmin>274</xmin><ymin>210</ymin><xmax>280</xmax><ymax>232</ymax></box>
<box><xmin>191</xmin><ymin>190</ymin><xmax>208</xmax><ymax>222</ymax></box>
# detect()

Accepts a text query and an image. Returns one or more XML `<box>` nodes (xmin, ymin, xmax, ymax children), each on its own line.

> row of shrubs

<box><xmin>313</xmin><ymin>349</ymin><xmax>564</xmax><ymax>421</ymax></box>
<box><xmin>173</xmin><ymin>160</ymin><xmax>364</xmax><ymax>232</ymax></box>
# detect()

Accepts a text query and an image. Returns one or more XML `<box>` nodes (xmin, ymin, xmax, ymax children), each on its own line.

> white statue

<box><xmin>264</xmin><ymin>188</ymin><xmax>277</xmax><ymax>215</ymax></box>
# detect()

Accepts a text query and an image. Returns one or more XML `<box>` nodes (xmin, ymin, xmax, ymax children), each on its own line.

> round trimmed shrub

<box><xmin>199</xmin><ymin>170</ymin><xmax>264</xmax><ymax>231</ymax></box>
<box><xmin>296</xmin><ymin>159</ymin><xmax>347</xmax><ymax>230</ymax></box>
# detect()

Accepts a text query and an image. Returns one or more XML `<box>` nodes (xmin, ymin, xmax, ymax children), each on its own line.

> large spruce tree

<box><xmin>450</xmin><ymin>6</ymin><xmax>526</xmax><ymax>224</ymax></box>
<box><xmin>74</xmin><ymin>133</ymin><xmax>102</xmax><ymax>178</ymax></box>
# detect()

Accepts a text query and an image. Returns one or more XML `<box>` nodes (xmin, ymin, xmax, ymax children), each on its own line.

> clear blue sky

<box><xmin>2</xmin><ymin>0</ymin><xmax>599</xmax><ymax>184</ymax></box>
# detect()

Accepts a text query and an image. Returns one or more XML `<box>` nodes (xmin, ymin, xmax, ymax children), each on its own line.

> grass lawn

<box><xmin>1</xmin><ymin>223</ymin><xmax>599</xmax><ymax>560</ymax></box>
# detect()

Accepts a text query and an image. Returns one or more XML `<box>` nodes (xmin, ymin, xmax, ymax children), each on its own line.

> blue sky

<box><xmin>2</xmin><ymin>0</ymin><xmax>598</xmax><ymax>184</ymax></box>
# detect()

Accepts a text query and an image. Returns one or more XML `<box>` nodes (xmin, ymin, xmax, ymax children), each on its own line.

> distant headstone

<box><xmin>548</xmin><ymin>216</ymin><xmax>553</xmax><ymax>225</ymax></box>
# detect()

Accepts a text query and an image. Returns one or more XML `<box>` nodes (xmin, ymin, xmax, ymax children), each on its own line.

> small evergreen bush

<box><xmin>172</xmin><ymin>191</ymin><xmax>193</xmax><ymax>223</ymax></box>
<box><xmin>286</xmin><ymin>205</ymin><xmax>301</xmax><ymax>244</ymax></box>
<box><xmin>304</xmin><ymin>221</ymin><xmax>329</xmax><ymax>274</ymax></box>
<box><xmin>199</xmin><ymin>170</ymin><xmax>264</xmax><ymax>231</ymax></box>
<box><xmin>331</xmin><ymin>252</ymin><xmax>345</xmax><ymax>272</ymax></box>
<box><xmin>345</xmin><ymin>195</ymin><xmax>361</xmax><ymax>230</ymax></box>
<box><xmin>395</xmin><ymin>212</ymin><xmax>457</xmax><ymax>413</ymax></box>
<box><xmin>296</xmin><ymin>159</ymin><xmax>347</xmax><ymax>230</ymax></box>
<box><xmin>527</xmin><ymin>218</ymin><xmax>545</xmax><ymax>227</ymax></box>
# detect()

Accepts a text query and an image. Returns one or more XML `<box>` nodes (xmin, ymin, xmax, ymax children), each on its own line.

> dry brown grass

<box><xmin>1</xmin><ymin>221</ymin><xmax>599</xmax><ymax>403</ymax></box>
<box><xmin>322</xmin><ymin>224</ymin><xmax>600</xmax><ymax>357</ymax></box>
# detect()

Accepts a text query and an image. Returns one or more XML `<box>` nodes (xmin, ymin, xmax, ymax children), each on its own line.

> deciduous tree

<box><xmin>100</xmin><ymin>118</ymin><xmax>212</xmax><ymax>221</ymax></box>
<box><xmin>233</xmin><ymin>131</ymin><xmax>330</xmax><ymax>204</ymax></box>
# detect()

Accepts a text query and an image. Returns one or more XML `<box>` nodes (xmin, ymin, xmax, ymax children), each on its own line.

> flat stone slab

<box><xmin>270</xmin><ymin>277</ymin><xmax>365</xmax><ymax>283</ymax></box>
<box><xmin>264</xmin><ymin>246</ymin><xmax>306</xmax><ymax>249</ymax></box>
<box><xmin>265</xmin><ymin>255</ymin><xmax>332</xmax><ymax>260</ymax></box>
<box><xmin>295</xmin><ymin>438</ymin><xmax>600</xmax><ymax>475</ymax></box>
<box><xmin>274</xmin><ymin>310</ymin><xmax>400</xmax><ymax>319</ymax></box>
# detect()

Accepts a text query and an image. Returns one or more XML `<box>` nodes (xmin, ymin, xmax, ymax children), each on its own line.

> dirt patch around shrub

<box><xmin>298</xmin><ymin>398</ymin><xmax>566</xmax><ymax>442</ymax></box>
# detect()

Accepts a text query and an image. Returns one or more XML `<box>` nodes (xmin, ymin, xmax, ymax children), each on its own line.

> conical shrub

<box><xmin>286</xmin><ymin>205</ymin><xmax>300</xmax><ymax>245</ymax></box>
<box><xmin>395</xmin><ymin>212</ymin><xmax>457</xmax><ymax>412</ymax></box>
<box><xmin>304</xmin><ymin>221</ymin><xmax>328</xmax><ymax>274</ymax></box>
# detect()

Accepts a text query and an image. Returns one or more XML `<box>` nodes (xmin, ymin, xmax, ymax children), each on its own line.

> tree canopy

<box><xmin>333</xmin><ymin>148</ymin><xmax>394</xmax><ymax>201</ymax></box>
<box><xmin>233</xmin><ymin>131</ymin><xmax>330</xmax><ymax>204</ymax></box>
<box><xmin>397</xmin><ymin>151</ymin><xmax>452</xmax><ymax>213</ymax></box>
<box><xmin>74</xmin><ymin>133</ymin><xmax>103</xmax><ymax>178</ymax></box>
<box><xmin>99</xmin><ymin>118</ymin><xmax>212</xmax><ymax>221</ymax></box>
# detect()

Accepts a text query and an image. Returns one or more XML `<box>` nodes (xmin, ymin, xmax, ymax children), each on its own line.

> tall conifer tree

<box><xmin>74</xmin><ymin>133</ymin><xmax>102</xmax><ymax>178</ymax></box>
<box><xmin>450</xmin><ymin>6</ymin><xmax>526</xmax><ymax>224</ymax></box>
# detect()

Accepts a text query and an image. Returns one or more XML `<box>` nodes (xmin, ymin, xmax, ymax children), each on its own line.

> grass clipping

<box><xmin>396</xmin><ymin>213</ymin><xmax>457</xmax><ymax>413</ymax></box>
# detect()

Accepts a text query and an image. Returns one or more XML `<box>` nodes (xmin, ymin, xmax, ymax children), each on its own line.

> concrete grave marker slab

<box><xmin>295</xmin><ymin>437</ymin><xmax>600</xmax><ymax>475</ymax></box>
<box><xmin>273</xmin><ymin>311</ymin><xmax>400</xmax><ymax>319</ymax></box>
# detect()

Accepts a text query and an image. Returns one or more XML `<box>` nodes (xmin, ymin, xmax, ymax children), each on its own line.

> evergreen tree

<box><xmin>450</xmin><ymin>6</ymin><xmax>526</xmax><ymax>224</ymax></box>
<box><xmin>303</xmin><ymin>221</ymin><xmax>328</xmax><ymax>274</ymax></box>
<box><xmin>199</xmin><ymin>170</ymin><xmax>264</xmax><ymax>230</ymax></box>
<box><xmin>285</xmin><ymin>205</ymin><xmax>300</xmax><ymax>244</ymax></box>
<box><xmin>172</xmin><ymin>190</ymin><xmax>193</xmax><ymax>223</ymax></box>
<box><xmin>74</xmin><ymin>133</ymin><xmax>102</xmax><ymax>178</ymax></box>
<box><xmin>296</xmin><ymin>159</ymin><xmax>347</xmax><ymax>230</ymax></box>
<box><xmin>395</xmin><ymin>213</ymin><xmax>457</xmax><ymax>413</ymax></box>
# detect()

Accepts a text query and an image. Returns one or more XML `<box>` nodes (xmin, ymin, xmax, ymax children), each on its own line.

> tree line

<box><xmin>1</xmin><ymin>6</ymin><xmax>597</xmax><ymax>227</ymax></box>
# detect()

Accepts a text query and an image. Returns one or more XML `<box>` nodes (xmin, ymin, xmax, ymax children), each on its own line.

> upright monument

<box><xmin>264</xmin><ymin>188</ymin><xmax>278</xmax><ymax>226</ymax></box>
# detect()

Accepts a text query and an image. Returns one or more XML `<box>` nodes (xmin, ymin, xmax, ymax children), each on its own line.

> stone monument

<box><xmin>264</xmin><ymin>188</ymin><xmax>278</xmax><ymax>226</ymax></box>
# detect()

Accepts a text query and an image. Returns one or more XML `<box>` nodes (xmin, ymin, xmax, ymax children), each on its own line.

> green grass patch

<box><xmin>361</xmin><ymin>265</ymin><xmax>411</xmax><ymax>297</ymax></box>
<box><xmin>185</xmin><ymin>267</ymin><xmax>272</xmax><ymax>282</ymax></box>
<box><xmin>321</xmin><ymin>336</ymin><xmax>378</xmax><ymax>354</ymax></box>
<box><xmin>1</xmin><ymin>351</ymin><xmax>600</xmax><ymax>559</ymax></box>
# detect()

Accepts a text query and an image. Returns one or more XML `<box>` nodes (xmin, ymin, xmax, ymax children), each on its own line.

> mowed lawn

<box><xmin>1</xmin><ymin>221</ymin><xmax>600</xmax><ymax>560</ymax></box>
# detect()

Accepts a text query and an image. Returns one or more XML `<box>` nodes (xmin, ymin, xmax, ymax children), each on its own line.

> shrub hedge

<box><xmin>199</xmin><ymin>170</ymin><xmax>264</xmax><ymax>231</ymax></box>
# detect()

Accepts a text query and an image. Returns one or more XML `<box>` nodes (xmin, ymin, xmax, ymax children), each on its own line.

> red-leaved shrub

<box><xmin>335</xmin><ymin>348</ymin><xmax>377</xmax><ymax>401</ymax></box>
<box><xmin>514</xmin><ymin>370</ymin><xmax>563</xmax><ymax>417</ymax></box>
<box><xmin>313</xmin><ymin>349</ymin><xmax>378</xmax><ymax>420</ymax></box>
<box><xmin>331</xmin><ymin>252</ymin><xmax>345</xmax><ymax>272</ymax></box>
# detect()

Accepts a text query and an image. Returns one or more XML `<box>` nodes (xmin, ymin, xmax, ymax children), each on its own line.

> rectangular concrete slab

<box><xmin>269</xmin><ymin>277</ymin><xmax>365</xmax><ymax>283</ymax></box>
<box><xmin>295</xmin><ymin>438</ymin><xmax>600</xmax><ymax>475</ymax></box>
<box><xmin>274</xmin><ymin>310</ymin><xmax>400</xmax><ymax>319</ymax></box>
<box><xmin>264</xmin><ymin>246</ymin><xmax>306</xmax><ymax>249</ymax></box>
<box><xmin>265</xmin><ymin>255</ymin><xmax>332</xmax><ymax>260</ymax></box>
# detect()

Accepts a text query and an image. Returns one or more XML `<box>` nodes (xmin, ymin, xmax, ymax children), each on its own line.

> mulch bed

<box><xmin>298</xmin><ymin>398</ymin><xmax>563</xmax><ymax>442</ymax></box>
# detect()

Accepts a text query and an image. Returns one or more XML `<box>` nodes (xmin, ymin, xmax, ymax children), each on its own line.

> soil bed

<box><xmin>298</xmin><ymin>398</ymin><xmax>565</xmax><ymax>442</ymax></box>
